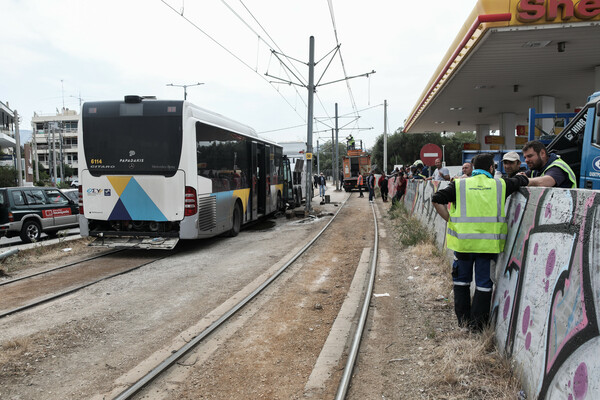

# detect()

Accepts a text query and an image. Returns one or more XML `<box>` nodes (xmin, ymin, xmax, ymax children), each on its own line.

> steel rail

<box><xmin>113</xmin><ymin>195</ymin><xmax>350</xmax><ymax>400</ymax></box>
<box><xmin>0</xmin><ymin>252</ymin><xmax>170</xmax><ymax>319</ymax></box>
<box><xmin>334</xmin><ymin>200</ymin><xmax>379</xmax><ymax>400</ymax></box>
<box><xmin>0</xmin><ymin>249</ymin><xmax>124</xmax><ymax>287</ymax></box>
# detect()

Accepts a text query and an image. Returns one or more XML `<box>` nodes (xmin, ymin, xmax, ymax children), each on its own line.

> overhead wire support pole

<box><xmin>335</xmin><ymin>103</ymin><xmax>340</xmax><ymax>191</ymax></box>
<box><xmin>317</xmin><ymin>70</ymin><xmax>376</xmax><ymax>87</ymax></box>
<box><xmin>305</xmin><ymin>36</ymin><xmax>315</xmax><ymax>213</ymax></box>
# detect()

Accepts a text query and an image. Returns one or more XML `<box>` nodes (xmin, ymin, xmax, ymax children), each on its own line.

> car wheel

<box><xmin>20</xmin><ymin>220</ymin><xmax>41</xmax><ymax>243</ymax></box>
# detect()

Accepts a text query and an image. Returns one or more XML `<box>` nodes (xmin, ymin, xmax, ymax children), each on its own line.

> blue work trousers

<box><xmin>319</xmin><ymin>184</ymin><xmax>326</xmax><ymax>197</ymax></box>
<box><xmin>452</xmin><ymin>252</ymin><xmax>496</xmax><ymax>291</ymax></box>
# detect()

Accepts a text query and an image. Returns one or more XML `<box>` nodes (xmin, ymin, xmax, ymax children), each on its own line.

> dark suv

<box><xmin>0</xmin><ymin>187</ymin><xmax>79</xmax><ymax>243</ymax></box>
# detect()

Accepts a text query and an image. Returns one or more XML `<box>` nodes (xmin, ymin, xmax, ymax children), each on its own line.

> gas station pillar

<box><xmin>476</xmin><ymin>124</ymin><xmax>490</xmax><ymax>150</ymax></box>
<box><xmin>533</xmin><ymin>95</ymin><xmax>555</xmax><ymax>137</ymax></box>
<box><xmin>500</xmin><ymin>112</ymin><xmax>516</xmax><ymax>150</ymax></box>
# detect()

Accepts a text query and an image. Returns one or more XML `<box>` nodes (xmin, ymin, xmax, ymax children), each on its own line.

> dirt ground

<box><xmin>0</xmin><ymin>192</ymin><xmax>522</xmax><ymax>400</ymax></box>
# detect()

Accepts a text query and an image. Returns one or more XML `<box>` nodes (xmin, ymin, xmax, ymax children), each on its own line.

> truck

<box><xmin>546</xmin><ymin>91</ymin><xmax>600</xmax><ymax>189</ymax></box>
<box><xmin>342</xmin><ymin>148</ymin><xmax>371</xmax><ymax>192</ymax></box>
<box><xmin>280</xmin><ymin>141</ymin><xmax>309</xmax><ymax>208</ymax></box>
<box><xmin>460</xmin><ymin>91</ymin><xmax>600</xmax><ymax>189</ymax></box>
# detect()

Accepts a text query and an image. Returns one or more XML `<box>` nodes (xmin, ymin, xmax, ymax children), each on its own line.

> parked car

<box><xmin>70</xmin><ymin>179</ymin><xmax>79</xmax><ymax>187</ymax></box>
<box><xmin>60</xmin><ymin>188</ymin><xmax>79</xmax><ymax>203</ymax></box>
<box><xmin>0</xmin><ymin>187</ymin><xmax>80</xmax><ymax>243</ymax></box>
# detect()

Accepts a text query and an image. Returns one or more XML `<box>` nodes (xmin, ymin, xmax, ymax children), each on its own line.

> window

<box><xmin>25</xmin><ymin>190</ymin><xmax>47</xmax><ymax>205</ymax></box>
<box><xmin>196</xmin><ymin>122</ymin><xmax>249</xmax><ymax>192</ymax></box>
<box><xmin>11</xmin><ymin>191</ymin><xmax>25</xmax><ymax>206</ymax></box>
<box><xmin>593</xmin><ymin>107</ymin><xmax>600</xmax><ymax>147</ymax></box>
<box><xmin>44</xmin><ymin>189</ymin><xmax>68</xmax><ymax>205</ymax></box>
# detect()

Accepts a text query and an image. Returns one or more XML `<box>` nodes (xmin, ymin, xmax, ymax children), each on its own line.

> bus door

<box><xmin>257</xmin><ymin>143</ymin><xmax>266</xmax><ymax>215</ymax></box>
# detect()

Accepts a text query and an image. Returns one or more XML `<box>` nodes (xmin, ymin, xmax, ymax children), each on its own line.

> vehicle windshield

<box><xmin>82</xmin><ymin>101</ymin><xmax>183</xmax><ymax>177</ymax></box>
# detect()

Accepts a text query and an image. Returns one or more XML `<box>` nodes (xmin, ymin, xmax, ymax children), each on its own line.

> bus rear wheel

<box><xmin>227</xmin><ymin>204</ymin><xmax>241</xmax><ymax>237</ymax></box>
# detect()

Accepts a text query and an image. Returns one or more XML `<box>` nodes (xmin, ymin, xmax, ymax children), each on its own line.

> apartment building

<box><xmin>0</xmin><ymin>100</ymin><xmax>17</xmax><ymax>165</ymax></box>
<box><xmin>31</xmin><ymin>108</ymin><xmax>79</xmax><ymax>182</ymax></box>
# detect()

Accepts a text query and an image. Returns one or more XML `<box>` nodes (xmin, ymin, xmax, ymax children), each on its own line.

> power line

<box><xmin>159</xmin><ymin>0</ymin><xmax>305</xmax><ymax>122</ymax></box>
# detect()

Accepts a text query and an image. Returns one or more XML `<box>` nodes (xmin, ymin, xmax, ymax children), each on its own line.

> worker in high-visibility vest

<box><xmin>522</xmin><ymin>140</ymin><xmax>577</xmax><ymax>188</ymax></box>
<box><xmin>357</xmin><ymin>172</ymin><xmax>364</xmax><ymax>197</ymax></box>
<box><xmin>346</xmin><ymin>134</ymin><xmax>355</xmax><ymax>150</ymax></box>
<box><xmin>431</xmin><ymin>153</ymin><xmax>529</xmax><ymax>331</ymax></box>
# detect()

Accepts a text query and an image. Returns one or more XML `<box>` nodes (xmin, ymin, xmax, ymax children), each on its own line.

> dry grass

<box><xmin>387</xmin><ymin>204</ymin><xmax>524</xmax><ymax>400</ymax></box>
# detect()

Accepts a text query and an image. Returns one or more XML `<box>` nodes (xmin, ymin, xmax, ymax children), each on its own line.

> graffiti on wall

<box><xmin>404</xmin><ymin>181</ymin><xmax>600</xmax><ymax>399</ymax></box>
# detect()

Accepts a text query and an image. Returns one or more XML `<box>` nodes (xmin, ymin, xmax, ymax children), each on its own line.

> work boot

<box><xmin>470</xmin><ymin>289</ymin><xmax>493</xmax><ymax>332</ymax></box>
<box><xmin>453</xmin><ymin>285</ymin><xmax>471</xmax><ymax>328</ymax></box>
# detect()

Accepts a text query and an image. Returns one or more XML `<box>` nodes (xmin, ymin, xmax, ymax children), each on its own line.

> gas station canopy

<box><xmin>404</xmin><ymin>0</ymin><xmax>600</xmax><ymax>135</ymax></box>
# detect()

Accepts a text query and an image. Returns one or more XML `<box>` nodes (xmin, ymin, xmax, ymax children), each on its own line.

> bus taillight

<box><xmin>184</xmin><ymin>186</ymin><xmax>197</xmax><ymax>216</ymax></box>
<box><xmin>78</xmin><ymin>185</ymin><xmax>84</xmax><ymax>214</ymax></box>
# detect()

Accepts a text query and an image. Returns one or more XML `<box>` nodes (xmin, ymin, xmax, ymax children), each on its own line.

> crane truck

<box><xmin>342</xmin><ymin>148</ymin><xmax>371</xmax><ymax>192</ymax></box>
<box><xmin>546</xmin><ymin>91</ymin><xmax>600</xmax><ymax>190</ymax></box>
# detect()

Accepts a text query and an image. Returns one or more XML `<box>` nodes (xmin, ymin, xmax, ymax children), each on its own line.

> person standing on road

<box><xmin>378</xmin><ymin>172</ymin><xmax>389</xmax><ymax>202</ymax></box>
<box><xmin>318</xmin><ymin>172</ymin><xmax>326</xmax><ymax>200</ymax></box>
<box><xmin>367</xmin><ymin>171</ymin><xmax>376</xmax><ymax>202</ymax></box>
<box><xmin>431</xmin><ymin>153</ymin><xmax>529</xmax><ymax>331</ymax></box>
<box><xmin>393</xmin><ymin>168</ymin><xmax>407</xmax><ymax>205</ymax></box>
<box><xmin>357</xmin><ymin>172</ymin><xmax>364</xmax><ymax>197</ymax></box>
<box><xmin>521</xmin><ymin>140</ymin><xmax>577</xmax><ymax>188</ymax></box>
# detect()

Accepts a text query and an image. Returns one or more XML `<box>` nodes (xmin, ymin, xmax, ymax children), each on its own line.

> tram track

<box><xmin>111</xmin><ymin>194</ymin><xmax>380</xmax><ymax>400</ymax></box>
<box><xmin>0</xmin><ymin>249</ymin><xmax>169</xmax><ymax>319</ymax></box>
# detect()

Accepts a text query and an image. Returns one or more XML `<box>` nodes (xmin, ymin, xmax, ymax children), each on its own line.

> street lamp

<box><xmin>166</xmin><ymin>82</ymin><xmax>204</xmax><ymax>100</ymax></box>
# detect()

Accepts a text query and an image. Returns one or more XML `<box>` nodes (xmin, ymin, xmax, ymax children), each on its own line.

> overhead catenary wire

<box><xmin>159</xmin><ymin>0</ymin><xmax>306</xmax><ymax>122</ymax></box>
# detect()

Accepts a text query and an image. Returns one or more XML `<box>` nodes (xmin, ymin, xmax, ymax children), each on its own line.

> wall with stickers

<box><xmin>396</xmin><ymin>180</ymin><xmax>600</xmax><ymax>400</ymax></box>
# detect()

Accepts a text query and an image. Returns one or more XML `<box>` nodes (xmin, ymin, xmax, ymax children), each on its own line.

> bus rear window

<box><xmin>82</xmin><ymin>101</ymin><xmax>183</xmax><ymax>177</ymax></box>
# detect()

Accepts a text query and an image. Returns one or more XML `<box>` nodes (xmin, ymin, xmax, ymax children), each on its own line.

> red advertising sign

<box><xmin>419</xmin><ymin>143</ymin><xmax>442</xmax><ymax>166</ymax></box>
<box><xmin>42</xmin><ymin>208</ymin><xmax>72</xmax><ymax>218</ymax></box>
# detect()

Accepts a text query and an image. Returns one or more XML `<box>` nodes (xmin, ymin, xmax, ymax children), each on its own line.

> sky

<box><xmin>0</xmin><ymin>0</ymin><xmax>479</xmax><ymax>148</ymax></box>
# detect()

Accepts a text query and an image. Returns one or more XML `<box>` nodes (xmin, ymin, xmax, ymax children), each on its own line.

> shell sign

<box><xmin>515</xmin><ymin>0</ymin><xmax>600</xmax><ymax>23</ymax></box>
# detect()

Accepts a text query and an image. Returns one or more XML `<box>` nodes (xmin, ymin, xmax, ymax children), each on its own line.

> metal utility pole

<box><xmin>166</xmin><ymin>82</ymin><xmax>204</xmax><ymax>100</ymax></box>
<box><xmin>335</xmin><ymin>103</ymin><xmax>340</xmax><ymax>190</ymax></box>
<box><xmin>51</xmin><ymin>123</ymin><xmax>57</xmax><ymax>187</ymax></box>
<box><xmin>59</xmin><ymin>127</ymin><xmax>64</xmax><ymax>184</ymax></box>
<box><xmin>316</xmin><ymin>140</ymin><xmax>320</xmax><ymax>175</ymax></box>
<box><xmin>383</xmin><ymin>99</ymin><xmax>388</xmax><ymax>175</ymax></box>
<box><xmin>305</xmin><ymin>36</ymin><xmax>315</xmax><ymax>213</ymax></box>
<box><xmin>14</xmin><ymin>111</ymin><xmax>23</xmax><ymax>186</ymax></box>
<box><xmin>331</xmin><ymin>129</ymin><xmax>335</xmax><ymax>180</ymax></box>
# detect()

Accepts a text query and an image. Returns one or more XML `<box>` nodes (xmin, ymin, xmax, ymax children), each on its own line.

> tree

<box><xmin>372</xmin><ymin>129</ymin><xmax>476</xmax><ymax>172</ymax></box>
<box><xmin>0</xmin><ymin>166</ymin><xmax>18</xmax><ymax>187</ymax></box>
<box><xmin>312</xmin><ymin>140</ymin><xmax>346</xmax><ymax>178</ymax></box>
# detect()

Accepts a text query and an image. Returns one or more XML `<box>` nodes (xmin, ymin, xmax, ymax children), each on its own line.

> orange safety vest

<box><xmin>357</xmin><ymin>175</ymin><xmax>363</xmax><ymax>185</ymax></box>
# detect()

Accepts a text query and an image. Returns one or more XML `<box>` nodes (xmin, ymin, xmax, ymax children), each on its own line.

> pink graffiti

<box><xmin>503</xmin><ymin>295</ymin><xmax>511</xmax><ymax>320</ymax></box>
<box><xmin>525</xmin><ymin>332</ymin><xmax>532</xmax><ymax>350</ymax></box>
<box><xmin>545</xmin><ymin>249</ymin><xmax>556</xmax><ymax>277</ymax></box>
<box><xmin>534</xmin><ymin>243</ymin><xmax>538</xmax><ymax>255</ymax></box>
<box><xmin>522</xmin><ymin>306</ymin><xmax>530</xmax><ymax>334</ymax></box>
<box><xmin>573</xmin><ymin>362</ymin><xmax>588</xmax><ymax>400</ymax></box>
<box><xmin>545</xmin><ymin>203</ymin><xmax>552</xmax><ymax>218</ymax></box>
<box><xmin>511</xmin><ymin>203</ymin><xmax>522</xmax><ymax>227</ymax></box>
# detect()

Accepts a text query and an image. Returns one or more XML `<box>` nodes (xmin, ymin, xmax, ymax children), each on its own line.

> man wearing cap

<box><xmin>501</xmin><ymin>151</ymin><xmax>524</xmax><ymax>178</ymax></box>
<box><xmin>431</xmin><ymin>153</ymin><xmax>529</xmax><ymax>331</ymax></box>
<box><xmin>522</xmin><ymin>140</ymin><xmax>577</xmax><ymax>188</ymax></box>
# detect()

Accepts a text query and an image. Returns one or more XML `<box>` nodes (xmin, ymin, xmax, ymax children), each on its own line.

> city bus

<box><xmin>78</xmin><ymin>95</ymin><xmax>283</xmax><ymax>249</ymax></box>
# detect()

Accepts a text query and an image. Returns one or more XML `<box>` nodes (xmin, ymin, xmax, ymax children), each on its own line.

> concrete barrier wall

<box><xmin>396</xmin><ymin>180</ymin><xmax>600</xmax><ymax>400</ymax></box>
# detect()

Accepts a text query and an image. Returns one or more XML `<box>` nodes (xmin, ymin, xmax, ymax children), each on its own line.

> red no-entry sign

<box><xmin>420</xmin><ymin>143</ymin><xmax>442</xmax><ymax>166</ymax></box>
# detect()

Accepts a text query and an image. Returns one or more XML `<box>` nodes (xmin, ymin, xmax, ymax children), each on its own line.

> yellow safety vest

<box><xmin>541</xmin><ymin>157</ymin><xmax>577</xmax><ymax>188</ymax></box>
<box><xmin>446</xmin><ymin>174</ymin><xmax>507</xmax><ymax>254</ymax></box>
